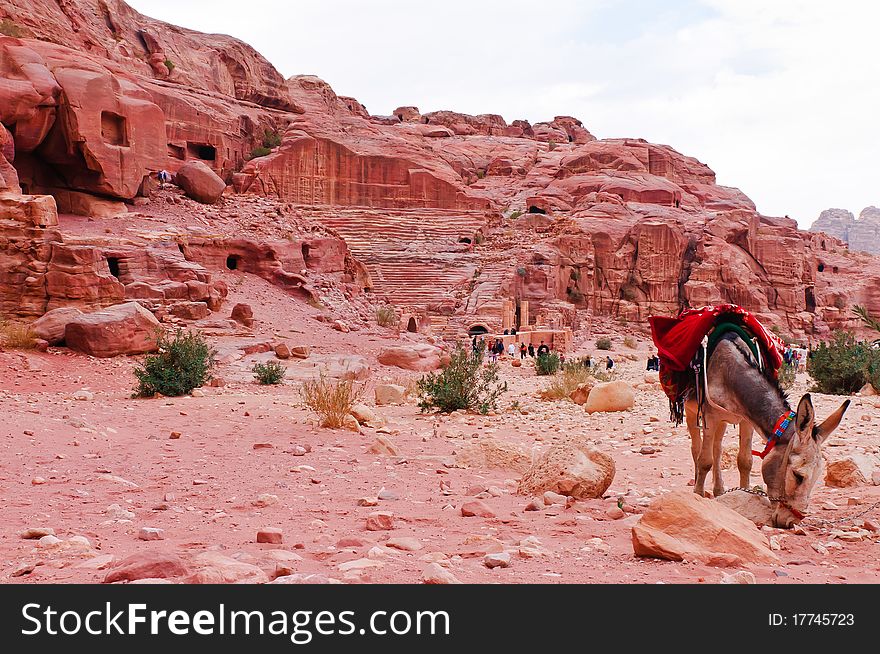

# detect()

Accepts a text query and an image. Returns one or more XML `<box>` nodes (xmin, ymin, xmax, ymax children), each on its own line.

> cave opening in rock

<box><xmin>100</xmin><ymin>112</ymin><xmax>129</xmax><ymax>147</ymax></box>
<box><xmin>833</xmin><ymin>266</ymin><xmax>839</xmax><ymax>274</ymax></box>
<box><xmin>817</xmin><ymin>263</ymin><xmax>825</xmax><ymax>273</ymax></box>
<box><xmin>167</xmin><ymin>143</ymin><xmax>186</xmax><ymax>160</ymax></box>
<box><xmin>187</xmin><ymin>142</ymin><xmax>217</xmax><ymax>161</ymax></box>
<box><xmin>528</xmin><ymin>206</ymin><xmax>546</xmax><ymax>215</ymax></box>
<box><xmin>468</xmin><ymin>325</ymin><xmax>489</xmax><ymax>337</ymax></box>
<box><xmin>407</xmin><ymin>317</ymin><xmax>418</xmax><ymax>333</ymax></box>
<box><xmin>805</xmin><ymin>286</ymin><xmax>816</xmax><ymax>312</ymax></box>
<box><xmin>226</xmin><ymin>255</ymin><xmax>240</xmax><ymax>270</ymax></box>
<box><xmin>106</xmin><ymin>257</ymin><xmax>121</xmax><ymax>278</ymax></box>
<box><xmin>458</xmin><ymin>237</ymin><xmax>472</xmax><ymax>245</ymax></box>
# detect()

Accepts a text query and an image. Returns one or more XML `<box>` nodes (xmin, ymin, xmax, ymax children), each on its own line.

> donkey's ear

<box><xmin>795</xmin><ymin>394</ymin><xmax>815</xmax><ymax>434</ymax></box>
<box><xmin>815</xmin><ymin>399</ymin><xmax>850</xmax><ymax>444</ymax></box>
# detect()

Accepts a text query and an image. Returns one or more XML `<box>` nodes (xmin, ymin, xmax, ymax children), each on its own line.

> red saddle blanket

<box><xmin>649</xmin><ymin>304</ymin><xmax>784</xmax><ymax>389</ymax></box>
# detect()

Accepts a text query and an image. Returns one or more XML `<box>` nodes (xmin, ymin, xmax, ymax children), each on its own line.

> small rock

<box><xmin>461</xmin><ymin>500</ymin><xmax>495</xmax><ymax>518</ymax></box>
<box><xmin>20</xmin><ymin>527</ymin><xmax>55</xmax><ymax>540</ymax></box>
<box><xmin>524</xmin><ymin>499</ymin><xmax>544</xmax><ymax>512</ymax></box>
<box><xmin>253</xmin><ymin>494</ymin><xmax>279</xmax><ymax>508</ymax></box>
<box><xmin>378</xmin><ymin>489</ymin><xmax>398</xmax><ymax>501</ymax></box>
<box><xmin>138</xmin><ymin>527</ymin><xmax>165</xmax><ymax>541</ymax></box>
<box><xmin>484</xmin><ymin>552</ymin><xmax>511</xmax><ymax>569</ymax></box>
<box><xmin>257</xmin><ymin>528</ymin><xmax>283</xmax><ymax>544</ymax></box>
<box><xmin>37</xmin><ymin>535</ymin><xmax>62</xmax><ymax>548</ymax></box>
<box><xmin>367</xmin><ymin>435</ymin><xmax>400</xmax><ymax>456</ymax></box>
<box><xmin>543</xmin><ymin>491</ymin><xmax>567</xmax><ymax>506</ymax></box>
<box><xmin>386</xmin><ymin>537</ymin><xmax>423</xmax><ymax>552</ymax></box>
<box><xmin>720</xmin><ymin>571</ymin><xmax>756</xmax><ymax>584</ymax></box>
<box><xmin>365</xmin><ymin>512</ymin><xmax>394</xmax><ymax>531</ymax></box>
<box><xmin>639</xmin><ymin>446</ymin><xmax>657</xmax><ymax>455</ymax></box>
<box><xmin>605</xmin><ymin>506</ymin><xmax>625</xmax><ymax>520</ymax></box>
<box><xmin>73</xmin><ymin>389</ymin><xmax>94</xmax><ymax>401</ymax></box>
<box><xmin>357</xmin><ymin>497</ymin><xmax>379</xmax><ymax>507</ymax></box>
<box><xmin>169</xmin><ymin>431</ymin><xmax>181</xmax><ymax>440</ymax></box>
<box><xmin>31</xmin><ymin>477</ymin><xmax>47</xmax><ymax>485</ymax></box>
<box><xmin>422</xmin><ymin>563</ymin><xmax>462</xmax><ymax>584</ymax></box>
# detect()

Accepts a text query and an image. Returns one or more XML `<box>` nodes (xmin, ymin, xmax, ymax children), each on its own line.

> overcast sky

<box><xmin>127</xmin><ymin>0</ymin><xmax>878</xmax><ymax>227</ymax></box>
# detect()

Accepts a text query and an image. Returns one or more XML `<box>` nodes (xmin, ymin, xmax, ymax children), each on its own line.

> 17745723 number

<box><xmin>769</xmin><ymin>613</ymin><xmax>855</xmax><ymax>627</ymax></box>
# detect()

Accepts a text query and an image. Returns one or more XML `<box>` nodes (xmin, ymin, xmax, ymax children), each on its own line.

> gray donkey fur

<box><xmin>684</xmin><ymin>332</ymin><xmax>849</xmax><ymax>528</ymax></box>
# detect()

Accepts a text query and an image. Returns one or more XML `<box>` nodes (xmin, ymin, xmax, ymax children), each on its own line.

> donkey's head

<box><xmin>762</xmin><ymin>394</ymin><xmax>850</xmax><ymax>528</ymax></box>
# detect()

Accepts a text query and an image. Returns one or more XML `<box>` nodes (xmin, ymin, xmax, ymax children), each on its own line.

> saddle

<box><xmin>649</xmin><ymin>305</ymin><xmax>784</xmax><ymax>425</ymax></box>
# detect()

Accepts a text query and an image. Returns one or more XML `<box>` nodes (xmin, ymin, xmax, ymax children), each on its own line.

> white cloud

<box><xmin>126</xmin><ymin>0</ymin><xmax>879</xmax><ymax>226</ymax></box>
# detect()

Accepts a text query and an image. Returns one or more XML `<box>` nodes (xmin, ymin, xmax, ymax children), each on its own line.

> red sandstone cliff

<box><xmin>1</xmin><ymin>0</ymin><xmax>877</xmax><ymax>338</ymax></box>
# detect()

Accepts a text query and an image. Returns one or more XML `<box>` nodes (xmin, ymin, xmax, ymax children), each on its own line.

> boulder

<box><xmin>631</xmin><ymin>490</ymin><xmax>779</xmax><ymax>567</ymax></box>
<box><xmin>290</xmin><ymin>346</ymin><xmax>311</xmax><ymax>359</ymax></box>
<box><xmin>375</xmin><ymin>383</ymin><xmax>407</xmax><ymax>405</ymax></box>
<box><xmin>325</xmin><ymin>355</ymin><xmax>370</xmax><ymax>381</ymax></box>
<box><xmin>568</xmin><ymin>381</ymin><xmax>594</xmax><ymax>405</ymax></box>
<box><xmin>585</xmin><ymin>381</ymin><xmax>635</xmax><ymax>413</ymax></box>
<box><xmin>275</xmin><ymin>343</ymin><xmax>291</xmax><ymax>359</ymax></box>
<box><xmin>517</xmin><ymin>440</ymin><xmax>615</xmax><ymax>499</ymax></box>
<box><xmin>231</xmin><ymin>303</ymin><xmax>254</xmax><ymax>327</ymax></box>
<box><xmin>187</xmin><ymin>551</ymin><xmax>269</xmax><ymax>584</ymax></box>
<box><xmin>351</xmin><ymin>404</ymin><xmax>382</xmax><ymax>427</ymax></box>
<box><xmin>30</xmin><ymin>307</ymin><xmax>83</xmax><ymax>344</ymax></box>
<box><xmin>175</xmin><ymin>161</ymin><xmax>226</xmax><ymax>204</ymax></box>
<box><xmin>645</xmin><ymin>371</ymin><xmax>660</xmax><ymax>384</ymax></box>
<box><xmin>716</xmin><ymin>489</ymin><xmax>775</xmax><ymax>526</ymax></box>
<box><xmin>378</xmin><ymin>344</ymin><xmax>444</xmax><ymax>371</ymax></box>
<box><xmin>366</xmin><ymin>435</ymin><xmax>400</xmax><ymax>456</ymax></box>
<box><xmin>858</xmin><ymin>383</ymin><xmax>877</xmax><ymax>396</ymax></box>
<box><xmin>64</xmin><ymin>302</ymin><xmax>161</xmax><ymax>357</ymax></box>
<box><xmin>103</xmin><ymin>551</ymin><xmax>190</xmax><ymax>583</ymax></box>
<box><xmin>825</xmin><ymin>454</ymin><xmax>879</xmax><ymax>488</ymax></box>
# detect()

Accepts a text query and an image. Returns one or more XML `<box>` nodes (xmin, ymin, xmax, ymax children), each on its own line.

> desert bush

<box><xmin>250</xmin><ymin>146</ymin><xmax>272</xmax><ymax>159</ymax></box>
<box><xmin>624</xmin><ymin>336</ymin><xmax>637</xmax><ymax>349</ymax></box>
<box><xmin>588</xmin><ymin>367</ymin><xmax>617</xmax><ymax>382</ymax></box>
<box><xmin>808</xmin><ymin>331</ymin><xmax>880</xmax><ymax>395</ymax></box>
<box><xmin>0</xmin><ymin>19</ymin><xmax>29</xmax><ymax>37</ymax></box>
<box><xmin>375</xmin><ymin>305</ymin><xmax>398</xmax><ymax>328</ymax></box>
<box><xmin>777</xmin><ymin>361</ymin><xmax>796</xmax><ymax>390</ymax></box>
<box><xmin>540</xmin><ymin>362</ymin><xmax>592</xmax><ymax>400</ymax></box>
<box><xmin>516</xmin><ymin>267</ymin><xmax>527</xmax><ymax>277</ymax></box>
<box><xmin>509</xmin><ymin>210</ymin><xmax>523</xmax><ymax>220</ymax></box>
<box><xmin>164</xmin><ymin>59</ymin><xmax>175</xmax><ymax>73</ymax></box>
<box><xmin>134</xmin><ymin>329</ymin><xmax>215</xmax><ymax>397</ymax></box>
<box><xmin>567</xmin><ymin>288</ymin><xmax>584</xmax><ymax>304</ymax></box>
<box><xmin>253</xmin><ymin>360</ymin><xmax>286</xmax><ymax>385</ymax></box>
<box><xmin>595</xmin><ymin>337</ymin><xmax>612</xmax><ymax>351</ymax></box>
<box><xmin>417</xmin><ymin>342</ymin><xmax>507</xmax><ymax>414</ymax></box>
<box><xmin>301</xmin><ymin>375</ymin><xmax>363</xmax><ymax>428</ymax></box>
<box><xmin>535</xmin><ymin>352</ymin><xmax>561</xmax><ymax>376</ymax></box>
<box><xmin>0</xmin><ymin>320</ymin><xmax>37</xmax><ymax>349</ymax></box>
<box><xmin>261</xmin><ymin>129</ymin><xmax>282</xmax><ymax>148</ymax></box>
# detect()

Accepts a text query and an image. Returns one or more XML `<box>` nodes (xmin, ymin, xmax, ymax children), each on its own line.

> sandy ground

<box><xmin>2</xmin><ymin>275</ymin><xmax>880</xmax><ymax>584</ymax></box>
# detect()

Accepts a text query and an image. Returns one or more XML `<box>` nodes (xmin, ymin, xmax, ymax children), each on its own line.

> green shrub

<box><xmin>262</xmin><ymin>129</ymin><xmax>282</xmax><ymax>148</ymax></box>
<box><xmin>250</xmin><ymin>146</ymin><xmax>272</xmax><ymax>159</ymax></box>
<box><xmin>621</xmin><ymin>286</ymin><xmax>639</xmax><ymax>302</ymax></box>
<box><xmin>777</xmin><ymin>361</ymin><xmax>796</xmax><ymax>390</ymax></box>
<box><xmin>253</xmin><ymin>360</ymin><xmax>285</xmax><ymax>385</ymax></box>
<box><xmin>548</xmin><ymin>140</ymin><xmax>557</xmax><ymax>151</ymax></box>
<box><xmin>517</xmin><ymin>267</ymin><xmax>527</xmax><ymax>277</ymax></box>
<box><xmin>417</xmin><ymin>342</ymin><xmax>507</xmax><ymax>414</ymax></box>
<box><xmin>164</xmin><ymin>59</ymin><xmax>175</xmax><ymax>73</ymax></box>
<box><xmin>595</xmin><ymin>337</ymin><xmax>612</xmax><ymax>351</ymax></box>
<box><xmin>509</xmin><ymin>210</ymin><xmax>523</xmax><ymax>220</ymax></box>
<box><xmin>134</xmin><ymin>329</ymin><xmax>215</xmax><ymax>397</ymax></box>
<box><xmin>535</xmin><ymin>352</ymin><xmax>561</xmax><ymax>376</ymax></box>
<box><xmin>474</xmin><ymin>232</ymin><xmax>484</xmax><ymax>245</ymax></box>
<box><xmin>567</xmin><ymin>288</ymin><xmax>584</xmax><ymax>303</ymax></box>
<box><xmin>808</xmin><ymin>331</ymin><xmax>880</xmax><ymax>395</ymax></box>
<box><xmin>624</xmin><ymin>336</ymin><xmax>637</xmax><ymax>349</ymax></box>
<box><xmin>301</xmin><ymin>375</ymin><xmax>363</xmax><ymax>428</ymax></box>
<box><xmin>569</xmin><ymin>269</ymin><xmax>581</xmax><ymax>282</ymax></box>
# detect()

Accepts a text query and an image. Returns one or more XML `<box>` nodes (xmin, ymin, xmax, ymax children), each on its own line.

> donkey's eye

<box><xmin>793</xmin><ymin>471</ymin><xmax>805</xmax><ymax>485</ymax></box>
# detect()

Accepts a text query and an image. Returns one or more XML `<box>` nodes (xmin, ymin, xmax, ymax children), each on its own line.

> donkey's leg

<box><xmin>737</xmin><ymin>422</ymin><xmax>754</xmax><ymax>489</ymax></box>
<box><xmin>694</xmin><ymin>415</ymin><xmax>718</xmax><ymax>498</ymax></box>
<box><xmin>711</xmin><ymin>421</ymin><xmax>727</xmax><ymax>498</ymax></box>
<box><xmin>685</xmin><ymin>403</ymin><xmax>702</xmax><ymax>490</ymax></box>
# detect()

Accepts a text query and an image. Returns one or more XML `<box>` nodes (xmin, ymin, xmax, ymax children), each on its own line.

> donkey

<box><xmin>684</xmin><ymin>331</ymin><xmax>849</xmax><ymax>528</ymax></box>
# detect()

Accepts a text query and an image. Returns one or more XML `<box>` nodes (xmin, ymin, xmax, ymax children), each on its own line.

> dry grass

<box><xmin>300</xmin><ymin>375</ymin><xmax>364</xmax><ymax>428</ymax></box>
<box><xmin>0</xmin><ymin>320</ymin><xmax>37</xmax><ymax>349</ymax></box>
<box><xmin>540</xmin><ymin>364</ymin><xmax>593</xmax><ymax>400</ymax></box>
<box><xmin>375</xmin><ymin>305</ymin><xmax>398</xmax><ymax>328</ymax></box>
<box><xmin>624</xmin><ymin>335</ymin><xmax>637</xmax><ymax>349</ymax></box>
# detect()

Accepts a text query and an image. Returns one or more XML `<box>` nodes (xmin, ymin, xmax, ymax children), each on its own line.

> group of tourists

<box><xmin>472</xmin><ymin>334</ymin><xmax>553</xmax><ymax>363</ymax></box>
<box><xmin>784</xmin><ymin>344</ymin><xmax>809</xmax><ymax>374</ymax></box>
<box><xmin>646</xmin><ymin>354</ymin><xmax>660</xmax><ymax>371</ymax></box>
